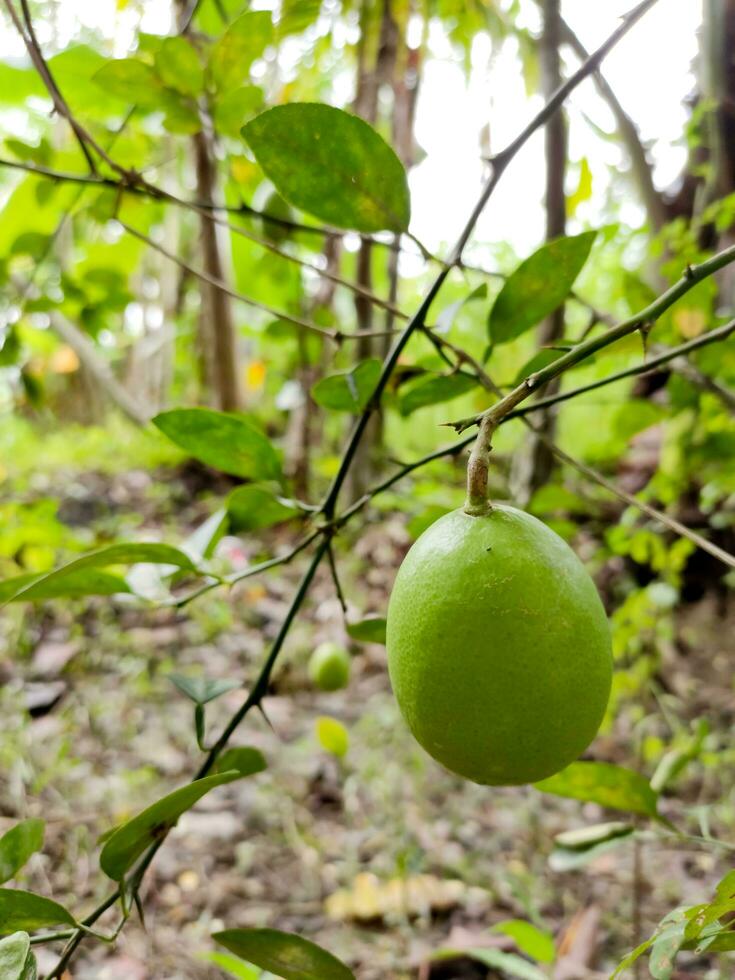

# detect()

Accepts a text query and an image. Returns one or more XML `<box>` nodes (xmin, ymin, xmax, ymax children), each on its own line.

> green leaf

<box><xmin>346</xmin><ymin>617</ymin><xmax>387</xmax><ymax>644</ymax></box>
<box><xmin>100</xmin><ymin>771</ymin><xmax>242</xmax><ymax>880</ymax></box>
<box><xmin>154</xmin><ymin>37</ymin><xmax>203</xmax><ymax>96</ymax></box>
<box><xmin>153</xmin><ymin>408</ymin><xmax>281</xmax><ymax>481</ymax></box>
<box><xmin>0</xmin><ymin>890</ymin><xmax>76</xmax><ymax>934</ymax></box>
<box><xmin>216</xmin><ymin>747</ymin><xmax>267</xmax><ymax>778</ymax></box>
<box><xmin>549</xmin><ymin>823</ymin><xmax>634</xmax><ymax>872</ymax></box>
<box><xmin>0</xmin><ymin>932</ymin><xmax>36</xmax><ymax>980</ymax></box>
<box><xmin>0</xmin><ymin>821</ymin><xmax>44</xmax><ymax>885</ymax></box>
<box><xmin>398</xmin><ymin>373</ymin><xmax>477</xmax><ymax>416</ymax></box>
<box><xmin>512</xmin><ymin>349</ymin><xmax>561</xmax><ymax>385</ymax></box>
<box><xmin>611</xmin><ymin>938</ymin><xmax>656</xmax><ymax>978</ymax></box>
<box><xmin>200</xmin><ymin>951</ymin><xmax>260</xmax><ymax>979</ymax></box>
<box><xmin>209</xmin><ymin>11</ymin><xmax>273</xmax><ymax>93</ymax></box>
<box><xmin>535</xmin><ymin>762</ymin><xmax>659</xmax><ymax>818</ymax></box>
<box><xmin>488</xmin><ymin>231</ymin><xmax>597</xmax><ymax>345</ymax></box>
<box><xmin>554</xmin><ymin>821</ymin><xmax>633</xmax><ymax>851</ymax></box>
<box><xmin>278</xmin><ymin>0</ymin><xmax>323</xmax><ymax>39</ymax></box>
<box><xmin>2</xmin><ymin>544</ymin><xmax>197</xmax><ymax>604</ymax></box>
<box><xmin>434</xmin><ymin>284</ymin><xmax>488</xmax><ymax>334</ymax></box>
<box><xmin>159</xmin><ymin>91</ymin><xmax>201</xmax><ymax>135</ymax></box>
<box><xmin>311</xmin><ymin>359</ymin><xmax>381</xmax><ymax>413</ymax></box>
<box><xmin>649</xmin><ymin>913</ymin><xmax>688</xmax><ymax>980</ymax></box>
<box><xmin>169</xmin><ymin>674</ymin><xmax>241</xmax><ymax>705</ymax></box>
<box><xmin>0</xmin><ymin>568</ymin><xmax>131</xmax><ymax>603</ymax></box>
<box><xmin>491</xmin><ymin>920</ymin><xmax>556</xmax><ymax>964</ymax></box>
<box><xmin>226</xmin><ymin>485</ymin><xmax>298</xmax><ymax>533</ymax></box>
<box><xmin>213</xmin><ymin>927</ymin><xmax>355</xmax><ymax>980</ymax></box>
<box><xmin>432</xmin><ymin>947</ymin><xmax>547</xmax><ymax>980</ymax></box>
<box><xmin>316</xmin><ymin>717</ymin><xmax>349</xmax><ymax>758</ymax></box>
<box><xmin>244</xmin><ymin>104</ymin><xmax>410</xmax><ymax>233</ymax></box>
<box><xmin>92</xmin><ymin>59</ymin><xmax>163</xmax><ymax>107</ymax></box>
<box><xmin>213</xmin><ymin>85</ymin><xmax>264</xmax><ymax>139</ymax></box>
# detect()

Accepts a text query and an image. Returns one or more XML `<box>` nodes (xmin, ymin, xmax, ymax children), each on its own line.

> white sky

<box><xmin>0</xmin><ymin>0</ymin><xmax>702</xmax><ymax>259</ymax></box>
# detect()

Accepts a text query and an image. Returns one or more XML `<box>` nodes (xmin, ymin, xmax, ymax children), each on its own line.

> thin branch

<box><xmin>450</xmin><ymin>245</ymin><xmax>735</xmax><ymax>434</ymax></box>
<box><xmin>0</xmin><ymin>155</ymin><xmax>421</xmax><ymax>256</ymax></box>
<box><xmin>326</xmin><ymin>541</ymin><xmax>348</xmax><ymax>614</ymax></box>
<box><xmin>119</xmin><ymin>222</ymin><xmax>394</xmax><ymax>343</ymax></box>
<box><xmin>502</xmin><ymin>318</ymin><xmax>735</xmax><ymax>419</ymax></box>
<box><xmin>426</xmin><ymin>325</ymin><xmax>735</xmax><ymax>564</ymax></box>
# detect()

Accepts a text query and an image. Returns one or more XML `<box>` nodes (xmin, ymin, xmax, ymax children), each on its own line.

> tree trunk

<box><xmin>192</xmin><ymin>127</ymin><xmax>242</xmax><ymax>412</ymax></box>
<box><xmin>511</xmin><ymin>0</ymin><xmax>567</xmax><ymax>504</ymax></box>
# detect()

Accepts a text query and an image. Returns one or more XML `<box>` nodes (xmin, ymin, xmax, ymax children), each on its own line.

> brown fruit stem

<box><xmin>464</xmin><ymin>413</ymin><xmax>497</xmax><ymax>515</ymax></box>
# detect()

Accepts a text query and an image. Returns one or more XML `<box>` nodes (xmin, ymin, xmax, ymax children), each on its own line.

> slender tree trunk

<box><xmin>347</xmin><ymin>0</ymin><xmax>394</xmax><ymax>499</ymax></box>
<box><xmin>511</xmin><ymin>0</ymin><xmax>567</xmax><ymax>504</ymax></box>
<box><xmin>192</xmin><ymin>127</ymin><xmax>242</xmax><ymax>412</ymax></box>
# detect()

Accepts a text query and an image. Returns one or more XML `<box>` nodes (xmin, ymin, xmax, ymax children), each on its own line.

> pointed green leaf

<box><xmin>649</xmin><ymin>914</ymin><xmax>687</xmax><ymax>979</ymax></box>
<box><xmin>432</xmin><ymin>947</ymin><xmax>547</xmax><ymax>980</ymax></box>
<box><xmin>567</xmin><ymin>157</ymin><xmax>593</xmax><ymax>218</ymax></box>
<box><xmin>434</xmin><ymin>284</ymin><xmax>488</xmax><ymax>335</ymax></box>
<box><xmin>512</xmin><ymin>348</ymin><xmax>561</xmax><ymax>385</ymax></box>
<box><xmin>200</xmin><ymin>951</ymin><xmax>260</xmax><ymax>979</ymax></box>
<box><xmin>0</xmin><ymin>932</ymin><xmax>36</xmax><ymax>980</ymax></box>
<box><xmin>216</xmin><ymin>748</ymin><xmax>267</xmax><ymax>778</ymax></box>
<box><xmin>0</xmin><ymin>570</ymin><xmax>129</xmax><ymax>604</ymax></box>
<box><xmin>244</xmin><ymin>104</ymin><xmax>410</xmax><ymax>233</ymax></box>
<box><xmin>398</xmin><ymin>372</ymin><xmax>477</xmax><ymax>416</ymax></box>
<box><xmin>0</xmin><ymin>890</ymin><xmax>76</xmax><ymax>934</ymax></box>
<box><xmin>226</xmin><ymin>485</ymin><xmax>298</xmax><ymax>533</ymax></box>
<box><xmin>209</xmin><ymin>12</ymin><xmax>273</xmax><ymax>93</ymax></box>
<box><xmin>488</xmin><ymin>231</ymin><xmax>597</xmax><ymax>345</ymax></box>
<box><xmin>100</xmin><ymin>771</ymin><xmax>241</xmax><ymax>880</ymax></box>
<box><xmin>92</xmin><ymin>59</ymin><xmax>163</xmax><ymax>107</ymax></box>
<box><xmin>213</xmin><ymin>85</ymin><xmax>264</xmax><ymax>139</ymax></box>
<box><xmin>153</xmin><ymin>408</ymin><xmax>281</xmax><ymax>481</ymax></box>
<box><xmin>346</xmin><ymin>617</ymin><xmax>386</xmax><ymax>644</ymax></box>
<box><xmin>535</xmin><ymin>762</ymin><xmax>658</xmax><ymax>817</ymax></box>
<box><xmin>154</xmin><ymin>37</ymin><xmax>203</xmax><ymax>96</ymax></box>
<box><xmin>169</xmin><ymin>675</ymin><xmax>241</xmax><ymax>705</ymax></box>
<box><xmin>490</xmin><ymin>920</ymin><xmax>556</xmax><ymax>964</ymax></box>
<box><xmin>0</xmin><ymin>821</ymin><xmax>44</xmax><ymax>885</ymax></box>
<box><xmin>2</xmin><ymin>544</ymin><xmax>197</xmax><ymax>604</ymax></box>
<box><xmin>213</xmin><ymin>927</ymin><xmax>355</xmax><ymax>980</ymax></box>
<box><xmin>311</xmin><ymin>359</ymin><xmax>381</xmax><ymax>413</ymax></box>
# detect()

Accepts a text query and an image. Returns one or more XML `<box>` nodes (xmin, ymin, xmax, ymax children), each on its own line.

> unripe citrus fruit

<box><xmin>308</xmin><ymin>642</ymin><xmax>351</xmax><ymax>692</ymax></box>
<box><xmin>386</xmin><ymin>505</ymin><xmax>612</xmax><ymax>785</ymax></box>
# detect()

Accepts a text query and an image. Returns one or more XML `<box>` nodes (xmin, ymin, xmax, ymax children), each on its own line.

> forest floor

<box><xmin>1</xmin><ymin>460</ymin><xmax>734</xmax><ymax>980</ymax></box>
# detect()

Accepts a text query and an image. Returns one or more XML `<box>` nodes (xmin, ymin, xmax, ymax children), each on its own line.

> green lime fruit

<box><xmin>386</xmin><ymin>505</ymin><xmax>612</xmax><ymax>786</ymax></box>
<box><xmin>308</xmin><ymin>642</ymin><xmax>351</xmax><ymax>692</ymax></box>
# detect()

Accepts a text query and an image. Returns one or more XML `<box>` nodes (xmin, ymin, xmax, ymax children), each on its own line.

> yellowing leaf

<box><xmin>325</xmin><ymin>872</ymin><xmax>470</xmax><ymax>922</ymax></box>
<box><xmin>567</xmin><ymin>157</ymin><xmax>593</xmax><ymax>217</ymax></box>
<box><xmin>245</xmin><ymin>359</ymin><xmax>266</xmax><ymax>390</ymax></box>
<box><xmin>49</xmin><ymin>345</ymin><xmax>79</xmax><ymax>374</ymax></box>
<box><xmin>673</xmin><ymin>308</ymin><xmax>706</xmax><ymax>338</ymax></box>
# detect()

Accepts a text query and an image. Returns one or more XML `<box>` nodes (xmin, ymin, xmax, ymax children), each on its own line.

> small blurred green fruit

<box><xmin>386</xmin><ymin>505</ymin><xmax>612</xmax><ymax>786</ymax></box>
<box><xmin>308</xmin><ymin>642</ymin><xmax>351</xmax><ymax>692</ymax></box>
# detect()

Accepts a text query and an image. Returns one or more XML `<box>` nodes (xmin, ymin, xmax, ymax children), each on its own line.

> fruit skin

<box><xmin>386</xmin><ymin>505</ymin><xmax>612</xmax><ymax>786</ymax></box>
<box><xmin>308</xmin><ymin>642</ymin><xmax>351</xmax><ymax>692</ymax></box>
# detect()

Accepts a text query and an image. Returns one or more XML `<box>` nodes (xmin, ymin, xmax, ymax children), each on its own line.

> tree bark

<box><xmin>192</xmin><ymin>127</ymin><xmax>242</xmax><ymax>412</ymax></box>
<box><xmin>511</xmin><ymin>0</ymin><xmax>567</xmax><ymax>504</ymax></box>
